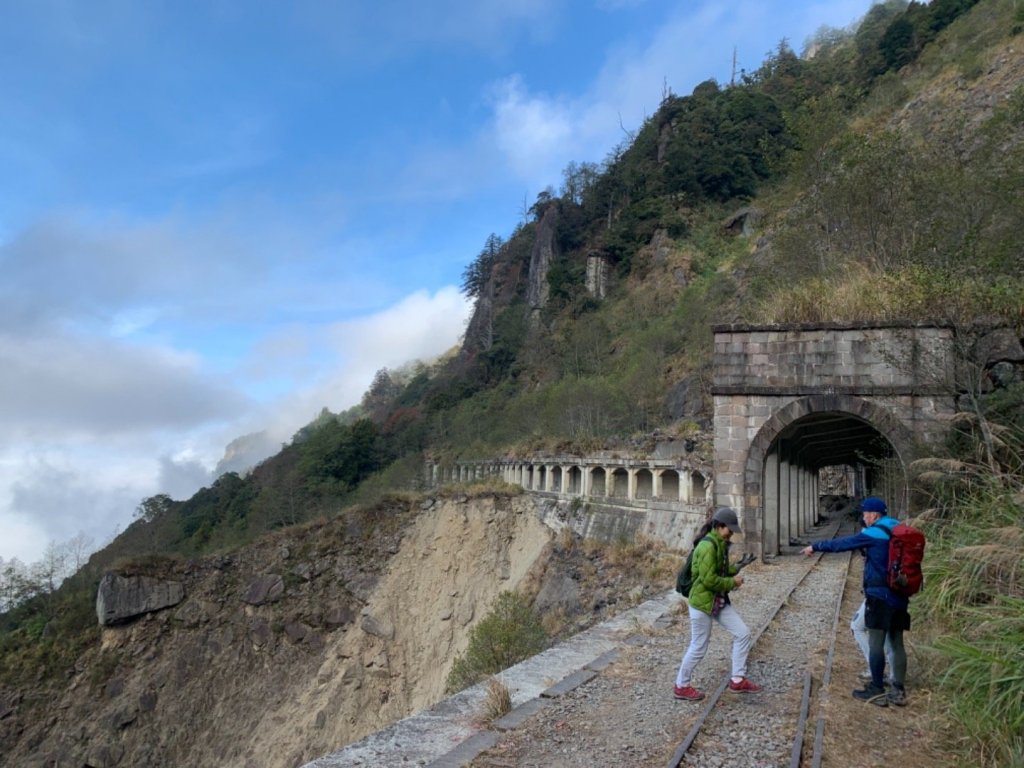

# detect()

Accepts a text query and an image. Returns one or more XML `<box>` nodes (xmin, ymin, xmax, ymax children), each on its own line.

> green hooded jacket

<box><xmin>687</xmin><ymin>529</ymin><xmax>739</xmax><ymax>615</ymax></box>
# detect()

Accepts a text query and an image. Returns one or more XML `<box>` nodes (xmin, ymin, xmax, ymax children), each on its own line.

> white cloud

<box><xmin>3</xmin><ymin>449</ymin><xmax>148</xmax><ymax>562</ymax></box>
<box><xmin>331</xmin><ymin>285</ymin><xmax>471</xmax><ymax>370</ymax></box>
<box><xmin>260</xmin><ymin>286</ymin><xmax>473</xmax><ymax>442</ymax></box>
<box><xmin>157</xmin><ymin>454</ymin><xmax>214</xmax><ymax>501</ymax></box>
<box><xmin>0</xmin><ymin>285</ymin><xmax>472</xmax><ymax>565</ymax></box>
<box><xmin>0</xmin><ymin>332</ymin><xmax>248</xmax><ymax>439</ymax></box>
<box><xmin>489</xmin><ymin>75</ymin><xmax>575</xmax><ymax>186</ymax></box>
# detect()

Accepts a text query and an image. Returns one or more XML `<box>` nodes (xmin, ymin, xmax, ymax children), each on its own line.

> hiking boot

<box><xmin>673</xmin><ymin>685</ymin><xmax>705</xmax><ymax>701</ymax></box>
<box><xmin>727</xmin><ymin>677</ymin><xmax>762</xmax><ymax>693</ymax></box>
<box><xmin>852</xmin><ymin>683</ymin><xmax>888</xmax><ymax>707</ymax></box>
<box><xmin>888</xmin><ymin>683</ymin><xmax>907</xmax><ymax>707</ymax></box>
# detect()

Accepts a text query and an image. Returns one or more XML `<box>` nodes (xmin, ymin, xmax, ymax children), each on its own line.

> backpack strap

<box><xmin>866</xmin><ymin>520</ymin><xmax>894</xmax><ymax>589</ymax></box>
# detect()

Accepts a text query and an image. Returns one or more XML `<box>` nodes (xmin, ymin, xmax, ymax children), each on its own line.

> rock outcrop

<box><xmin>95</xmin><ymin>574</ymin><xmax>185</xmax><ymax>626</ymax></box>
<box><xmin>526</xmin><ymin>205</ymin><xmax>559</xmax><ymax>313</ymax></box>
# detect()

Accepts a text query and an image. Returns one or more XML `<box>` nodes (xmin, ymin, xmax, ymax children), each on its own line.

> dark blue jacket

<box><xmin>811</xmin><ymin>515</ymin><xmax>909</xmax><ymax>609</ymax></box>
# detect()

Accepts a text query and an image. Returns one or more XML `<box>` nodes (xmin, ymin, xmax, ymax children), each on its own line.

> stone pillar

<box><xmin>792</xmin><ymin>464</ymin><xmax>800</xmax><ymax>536</ymax></box>
<box><xmin>763</xmin><ymin>451</ymin><xmax>779</xmax><ymax>556</ymax></box>
<box><xmin>804</xmin><ymin>466</ymin><xmax>813</xmax><ymax>530</ymax></box>
<box><xmin>804</xmin><ymin>464</ymin><xmax>814</xmax><ymax>530</ymax></box>
<box><xmin>779</xmin><ymin>448</ymin><xmax>792</xmax><ymax>545</ymax></box>
<box><xmin>796</xmin><ymin>466</ymin><xmax>805</xmax><ymax>533</ymax></box>
<box><xmin>812</xmin><ymin>471</ymin><xmax>820</xmax><ymax>526</ymax></box>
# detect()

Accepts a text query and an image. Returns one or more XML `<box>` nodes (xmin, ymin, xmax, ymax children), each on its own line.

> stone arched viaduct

<box><xmin>428</xmin><ymin>453</ymin><xmax>712</xmax><ymax>551</ymax></box>
<box><xmin>713</xmin><ymin>322</ymin><xmax>956</xmax><ymax>557</ymax></box>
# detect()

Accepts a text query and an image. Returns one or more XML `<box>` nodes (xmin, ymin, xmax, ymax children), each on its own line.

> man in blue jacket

<box><xmin>802</xmin><ymin>496</ymin><xmax>909</xmax><ymax>707</ymax></box>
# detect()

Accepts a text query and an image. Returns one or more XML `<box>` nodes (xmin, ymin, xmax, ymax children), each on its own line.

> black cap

<box><xmin>712</xmin><ymin>507</ymin><xmax>741</xmax><ymax>533</ymax></box>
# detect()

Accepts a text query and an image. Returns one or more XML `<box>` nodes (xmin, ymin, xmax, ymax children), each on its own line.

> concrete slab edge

<box><xmin>492</xmin><ymin>698</ymin><xmax>551</xmax><ymax>732</ymax></box>
<box><xmin>425</xmin><ymin>731</ymin><xmax>501</xmax><ymax>768</ymax></box>
<box><xmin>540</xmin><ymin>668</ymin><xmax>598</xmax><ymax>698</ymax></box>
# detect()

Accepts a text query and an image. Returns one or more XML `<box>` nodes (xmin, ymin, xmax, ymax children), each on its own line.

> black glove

<box><xmin>735</xmin><ymin>553</ymin><xmax>756</xmax><ymax>570</ymax></box>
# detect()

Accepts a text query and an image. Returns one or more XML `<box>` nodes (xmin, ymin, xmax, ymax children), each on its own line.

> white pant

<box><xmin>851</xmin><ymin>600</ymin><xmax>894</xmax><ymax>673</ymax></box>
<box><xmin>675</xmin><ymin>602</ymin><xmax>752</xmax><ymax>686</ymax></box>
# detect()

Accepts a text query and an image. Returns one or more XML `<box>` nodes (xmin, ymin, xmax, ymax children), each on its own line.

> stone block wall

<box><xmin>712</xmin><ymin>322</ymin><xmax>954</xmax><ymax>394</ymax></box>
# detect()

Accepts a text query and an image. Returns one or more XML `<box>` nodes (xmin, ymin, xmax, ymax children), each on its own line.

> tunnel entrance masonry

<box><xmin>712</xmin><ymin>321</ymin><xmax>956</xmax><ymax>557</ymax></box>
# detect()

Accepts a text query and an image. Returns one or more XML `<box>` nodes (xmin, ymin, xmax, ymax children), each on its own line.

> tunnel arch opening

<box><xmin>745</xmin><ymin>395</ymin><xmax>915</xmax><ymax>556</ymax></box>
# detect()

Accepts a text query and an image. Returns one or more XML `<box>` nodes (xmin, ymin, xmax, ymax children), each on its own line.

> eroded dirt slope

<box><xmin>2</xmin><ymin>493</ymin><xmax>555</xmax><ymax>768</ymax></box>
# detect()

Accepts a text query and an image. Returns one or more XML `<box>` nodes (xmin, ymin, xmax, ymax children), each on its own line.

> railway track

<box><xmin>665</xmin><ymin>521</ymin><xmax>857</xmax><ymax>768</ymax></box>
<box><xmin>466</xmin><ymin>516</ymin><xmax>864</xmax><ymax>768</ymax></box>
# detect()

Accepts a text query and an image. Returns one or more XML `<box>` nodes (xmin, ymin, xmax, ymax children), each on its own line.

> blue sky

<box><xmin>0</xmin><ymin>0</ymin><xmax>877</xmax><ymax>564</ymax></box>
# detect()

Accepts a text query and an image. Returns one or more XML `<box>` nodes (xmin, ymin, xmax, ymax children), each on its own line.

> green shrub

<box><xmin>445</xmin><ymin>591</ymin><xmax>548</xmax><ymax>693</ymax></box>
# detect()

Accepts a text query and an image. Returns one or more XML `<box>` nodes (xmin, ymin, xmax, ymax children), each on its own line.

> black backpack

<box><xmin>675</xmin><ymin>536</ymin><xmax>711</xmax><ymax>597</ymax></box>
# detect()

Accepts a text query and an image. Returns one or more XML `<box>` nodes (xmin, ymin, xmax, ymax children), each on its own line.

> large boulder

<box><xmin>96</xmin><ymin>573</ymin><xmax>184</xmax><ymax>626</ymax></box>
<box><xmin>241</xmin><ymin>574</ymin><xmax>284</xmax><ymax>605</ymax></box>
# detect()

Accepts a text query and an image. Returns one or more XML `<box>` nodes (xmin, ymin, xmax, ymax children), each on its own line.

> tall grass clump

<box><xmin>910</xmin><ymin>406</ymin><xmax>1024</xmax><ymax>766</ymax></box>
<box><xmin>445</xmin><ymin>591</ymin><xmax>548</xmax><ymax>693</ymax></box>
<box><xmin>477</xmin><ymin>677</ymin><xmax>513</xmax><ymax>725</ymax></box>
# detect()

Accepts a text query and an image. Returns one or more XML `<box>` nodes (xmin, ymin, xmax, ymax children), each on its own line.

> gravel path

<box><xmin>468</xmin><ymin>541</ymin><xmax>852</xmax><ymax>768</ymax></box>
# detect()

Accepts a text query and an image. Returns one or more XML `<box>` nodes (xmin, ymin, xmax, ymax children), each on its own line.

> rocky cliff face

<box><xmin>526</xmin><ymin>206</ymin><xmax>559</xmax><ymax>315</ymax></box>
<box><xmin>1</xmin><ymin>493</ymin><xmax>555</xmax><ymax>768</ymax></box>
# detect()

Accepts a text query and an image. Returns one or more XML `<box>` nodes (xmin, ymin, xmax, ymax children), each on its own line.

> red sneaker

<box><xmin>728</xmin><ymin>677</ymin><xmax>762</xmax><ymax>693</ymax></box>
<box><xmin>673</xmin><ymin>685</ymin><xmax>705</xmax><ymax>701</ymax></box>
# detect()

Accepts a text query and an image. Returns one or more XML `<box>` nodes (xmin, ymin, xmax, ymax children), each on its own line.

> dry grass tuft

<box><xmin>604</xmin><ymin>534</ymin><xmax>671</xmax><ymax>568</ymax></box>
<box><xmin>754</xmin><ymin>262</ymin><xmax>1023</xmax><ymax>327</ymax></box>
<box><xmin>952</xmin><ymin>539</ymin><xmax>1024</xmax><ymax>597</ymax></box>
<box><xmin>540</xmin><ymin>608</ymin><xmax>569</xmax><ymax>637</ymax></box>
<box><xmin>555</xmin><ymin>526</ymin><xmax>576</xmax><ymax>553</ymax></box>
<box><xmin>478</xmin><ymin>677</ymin><xmax>513</xmax><ymax>724</ymax></box>
<box><xmin>910</xmin><ymin>458</ymin><xmax>971</xmax><ymax>474</ymax></box>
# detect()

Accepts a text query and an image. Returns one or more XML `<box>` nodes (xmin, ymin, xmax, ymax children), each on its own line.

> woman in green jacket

<box><xmin>674</xmin><ymin>507</ymin><xmax>762</xmax><ymax>701</ymax></box>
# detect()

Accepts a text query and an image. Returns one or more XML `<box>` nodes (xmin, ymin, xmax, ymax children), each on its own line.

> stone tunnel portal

<box><xmin>713</xmin><ymin>322</ymin><xmax>956</xmax><ymax>559</ymax></box>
